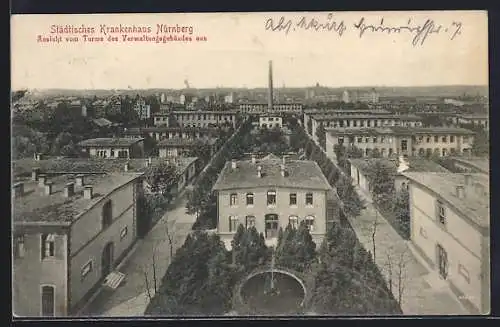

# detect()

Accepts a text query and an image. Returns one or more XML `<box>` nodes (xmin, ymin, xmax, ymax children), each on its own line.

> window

<box><xmin>367</xmin><ymin>120</ymin><xmax>371</xmax><ymax>127</ymax></box>
<box><xmin>245</xmin><ymin>215</ymin><xmax>256</xmax><ymax>228</ymax></box>
<box><xmin>267</xmin><ymin>190</ymin><xmax>276</xmax><ymax>206</ymax></box>
<box><xmin>15</xmin><ymin>235</ymin><xmax>25</xmax><ymax>258</ymax></box>
<box><xmin>246</xmin><ymin>193</ymin><xmax>254</xmax><ymax>206</ymax></box>
<box><xmin>289</xmin><ymin>216</ymin><xmax>299</xmax><ymax>229</ymax></box>
<box><xmin>365</xmin><ymin>137</ymin><xmax>370</xmax><ymax>143</ymax></box>
<box><xmin>434</xmin><ymin>136</ymin><xmax>439</xmax><ymax>142</ymax></box>
<box><xmin>426</xmin><ymin>136</ymin><xmax>431</xmax><ymax>143</ymax></box>
<box><xmin>353</xmin><ymin>121</ymin><xmax>357</xmax><ymax>127</ymax></box>
<box><xmin>305</xmin><ymin>216</ymin><xmax>315</xmax><ymax>231</ymax></box>
<box><xmin>289</xmin><ymin>193</ymin><xmax>297</xmax><ymax>206</ymax></box>
<box><xmin>41</xmin><ymin>234</ymin><xmax>55</xmax><ymax>260</ymax></box>
<box><xmin>338</xmin><ymin>137</ymin><xmax>344</xmax><ymax>145</ymax></box>
<box><xmin>450</xmin><ymin>135</ymin><xmax>455</xmax><ymax>143</ymax></box>
<box><xmin>305</xmin><ymin>192</ymin><xmax>313</xmax><ymax>206</ymax></box>
<box><xmin>442</xmin><ymin>136</ymin><xmax>447</xmax><ymax>143</ymax></box>
<box><xmin>458</xmin><ymin>264</ymin><xmax>470</xmax><ymax>283</ymax></box>
<box><xmin>437</xmin><ymin>200</ymin><xmax>446</xmax><ymax>225</ymax></box>
<box><xmin>229</xmin><ymin>216</ymin><xmax>239</xmax><ymax>232</ymax></box>
<box><xmin>373</xmin><ymin>137</ymin><xmax>377</xmax><ymax>143</ymax></box>
<box><xmin>102</xmin><ymin>200</ymin><xmax>113</xmax><ymax>229</ymax></box>
<box><xmin>41</xmin><ymin>285</ymin><xmax>55</xmax><ymax>316</ymax></box>
<box><xmin>401</xmin><ymin>140</ymin><xmax>408</xmax><ymax>151</ymax></box>
<box><xmin>418</xmin><ymin>136</ymin><xmax>423</xmax><ymax>142</ymax></box>
<box><xmin>357</xmin><ymin>137</ymin><xmax>363</xmax><ymax>143</ymax></box>
<box><xmin>380</xmin><ymin>136</ymin><xmax>385</xmax><ymax>143</ymax></box>
<box><xmin>120</xmin><ymin>226</ymin><xmax>128</xmax><ymax>240</ymax></box>
<box><xmin>81</xmin><ymin>260</ymin><xmax>93</xmax><ymax>280</ymax></box>
<box><xmin>442</xmin><ymin>148</ymin><xmax>447</xmax><ymax>156</ymax></box>
<box><xmin>230</xmin><ymin>193</ymin><xmax>238</xmax><ymax>206</ymax></box>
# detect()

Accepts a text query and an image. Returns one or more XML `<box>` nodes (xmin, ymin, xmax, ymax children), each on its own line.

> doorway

<box><xmin>101</xmin><ymin>242</ymin><xmax>114</xmax><ymax>278</ymax></box>
<box><xmin>265</xmin><ymin>214</ymin><xmax>279</xmax><ymax>238</ymax></box>
<box><xmin>41</xmin><ymin>285</ymin><xmax>55</xmax><ymax>316</ymax></box>
<box><xmin>437</xmin><ymin>243</ymin><xmax>448</xmax><ymax>279</ymax></box>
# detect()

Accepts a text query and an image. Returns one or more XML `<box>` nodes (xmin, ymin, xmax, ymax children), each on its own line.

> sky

<box><xmin>11</xmin><ymin>11</ymin><xmax>488</xmax><ymax>90</ymax></box>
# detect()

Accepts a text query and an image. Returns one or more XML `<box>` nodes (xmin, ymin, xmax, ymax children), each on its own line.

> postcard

<box><xmin>11</xmin><ymin>11</ymin><xmax>489</xmax><ymax>318</ymax></box>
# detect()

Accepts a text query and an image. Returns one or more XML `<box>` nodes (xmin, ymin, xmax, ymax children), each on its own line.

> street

<box><xmin>79</xmin><ymin>190</ymin><xmax>197</xmax><ymax>316</ymax></box>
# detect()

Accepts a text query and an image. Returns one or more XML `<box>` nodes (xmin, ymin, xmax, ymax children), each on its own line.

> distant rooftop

<box><xmin>449</xmin><ymin>156</ymin><xmax>489</xmax><ymax>174</ymax></box>
<box><xmin>157</xmin><ymin>138</ymin><xmax>216</xmax><ymax>147</ymax></box>
<box><xmin>402</xmin><ymin>172</ymin><xmax>489</xmax><ymax>230</ymax></box>
<box><xmin>212</xmin><ymin>157</ymin><xmax>331</xmax><ymax>191</ymax></box>
<box><xmin>13</xmin><ymin>173</ymin><xmax>141</xmax><ymax>224</ymax></box>
<box><xmin>327</xmin><ymin>127</ymin><xmax>475</xmax><ymax>136</ymax></box>
<box><xmin>313</xmin><ymin>114</ymin><xmax>421</xmax><ymax>120</ymax></box>
<box><xmin>124</xmin><ymin>126</ymin><xmax>219</xmax><ymax>134</ymax></box>
<box><xmin>78</xmin><ymin>137</ymin><xmax>144</xmax><ymax>148</ymax></box>
<box><xmin>349</xmin><ymin>157</ymin><xmax>450</xmax><ymax>175</ymax></box>
<box><xmin>457</xmin><ymin>113</ymin><xmax>489</xmax><ymax>119</ymax></box>
<box><xmin>12</xmin><ymin>157</ymin><xmax>199</xmax><ymax>178</ymax></box>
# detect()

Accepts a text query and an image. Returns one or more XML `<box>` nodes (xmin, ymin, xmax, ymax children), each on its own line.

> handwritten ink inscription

<box><xmin>265</xmin><ymin>14</ymin><xmax>463</xmax><ymax>46</ymax></box>
<box><xmin>265</xmin><ymin>14</ymin><xmax>347</xmax><ymax>37</ymax></box>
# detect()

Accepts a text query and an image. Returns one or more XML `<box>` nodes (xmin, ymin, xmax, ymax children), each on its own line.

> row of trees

<box><xmin>187</xmin><ymin>120</ymin><xmax>253</xmax><ymax>229</ymax></box>
<box><xmin>312</xmin><ymin>222</ymin><xmax>402</xmax><ymax>315</ymax></box>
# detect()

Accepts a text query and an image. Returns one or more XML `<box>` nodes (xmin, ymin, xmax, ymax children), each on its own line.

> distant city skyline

<box><xmin>11</xmin><ymin>11</ymin><xmax>488</xmax><ymax>90</ymax></box>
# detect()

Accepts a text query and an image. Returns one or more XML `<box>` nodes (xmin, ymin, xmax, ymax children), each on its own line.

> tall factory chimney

<box><xmin>268</xmin><ymin>60</ymin><xmax>274</xmax><ymax>112</ymax></box>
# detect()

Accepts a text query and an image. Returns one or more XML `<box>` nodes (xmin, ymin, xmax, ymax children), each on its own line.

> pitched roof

<box><xmin>92</xmin><ymin>118</ymin><xmax>113</xmax><ymax>127</ymax></box>
<box><xmin>349</xmin><ymin>157</ymin><xmax>450</xmax><ymax>175</ymax></box>
<box><xmin>78</xmin><ymin>138</ymin><xmax>144</xmax><ymax>147</ymax></box>
<box><xmin>327</xmin><ymin>127</ymin><xmax>475</xmax><ymax>136</ymax></box>
<box><xmin>449</xmin><ymin>157</ymin><xmax>489</xmax><ymax>174</ymax></box>
<box><xmin>212</xmin><ymin>158</ymin><xmax>332</xmax><ymax>191</ymax></box>
<box><xmin>402</xmin><ymin>172</ymin><xmax>489</xmax><ymax>230</ymax></box>
<box><xmin>13</xmin><ymin>173</ymin><xmax>141</xmax><ymax>224</ymax></box>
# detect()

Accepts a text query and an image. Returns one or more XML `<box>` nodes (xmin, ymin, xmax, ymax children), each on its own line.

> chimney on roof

<box><xmin>251</xmin><ymin>154</ymin><xmax>256</xmax><ymax>164</ymax></box>
<box><xmin>76</xmin><ymin>174</ymin><xmax>85</xmax><ymax>187</ymax></box>
<box><xmin>455</xmin><ymin>185</ymin><xmax>465</xmax><ymax>199</ymax></box>
<box><xmin>84</xmin><ymin>186</ymin><xmax>93</xmax><ymax>200</ymax></box>
<box><xmin>280</xmin><ymin>164</ymin><xmax>287</xmax><ymax>177</ymax></box>
<box><xmin>231</xmin><ymin>160</ymin><xmax>237</xmax><ymax>169</ymax></box>
<box><xmin>38</xmin><ymin>174</ymin><xmax>47</xmax><ymax>187</ymax></box>
<box><xmin>35</xmin><ymin>153</ymin><xmax>43</xmax><ymax>161</ymax></box>
<box><xmin>282</xmin><ymin>155</ymin><xmax>287</xmax><ymax>165</ymax></box>
<box><xmin>13</xmin><ymin>182</ymin><xmax>24</xmax><ymax>198</ymax></box>
<box><xmin>257</xmin><ymin>165</ymin><xmax>262</xmax><ymax>178</ymax></box>
<box><xmin>464</xmin><ymin>174</ymin><xmax>472</xmax><ymax>186</ymax></box>
<box><xmin>64</xmin><ymin>182</ymin><xmax>75</xmax><ymax>198</ymax></box>
<box><xmin>44</xmin><ymin>181</ymin><xmax>53</xmax><ymax>195</ymax></box>
<box><xmin>124</xmin><ymin>162</ymin><xmax>130</xmax><ymax>172</ymax></box>
<box><xmin>32</xmin><ymin>167</ymin><xmax>41</xmax><ymax>181</ymax></box>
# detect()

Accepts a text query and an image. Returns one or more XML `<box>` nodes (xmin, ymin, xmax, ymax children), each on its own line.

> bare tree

<box><xmin>143</xmin><ymin>244</ymin><xmax>159</xmax><ymax>301</ymax></box>
<box><xmin>396</xmin><ymin>250</ymin><xmax>408</xmax><ymax>306</ymax></box>
<box><xmin>386</xmin><ymin>251</ymin><xmax>393</xmax><ymax>294</ymax></box>
<box><xmin>384</xmin><ymin>248</ymin><xmax>409</xmax><ymax>307</ymax></box>
<box><xmin>371</xmin><ymin>209</ymin><xmax>378</xmax><ymax>263</ymax></box>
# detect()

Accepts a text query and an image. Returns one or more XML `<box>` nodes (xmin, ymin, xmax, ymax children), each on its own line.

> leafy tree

<box><xmin>231</xmin><ymin>225</ymin><xmax>268</xmax><ymax>272</ymax></box>
<box><xmin>471</xmin><ymin>129</ymin><xmax>489</xmax><ymax>157</ymax></box>
<box><xmin>144</xmin><ymin>161</ymin><xmax>180</xmax><ymax>199</ymax></box>
<box><xmin>315</xmin><ymin>122</ymin><xmax>326</xmax><ymax>150</ymax></box>
<box><xmin>275</xmin><ymin>222</ymin><xmax>316</xmax><ymax>272</ymax></box>
<box><xmin>365</xmin><ymin>161</ymin><xmax>396</xmax><ymax>208</ymax></box>
<box><xmin>187</xmin><ymin>140</ymin><xmax>212</xmax><ymax>164</ymax></box>
<box><xmin>371</xmin><ymin>148</ymin><xmax>382</xmax><ymax>158</ymax></box>
<box><xmin>393</xmin><ymin>188</ymin><xmax>410</xmax><ymax>238</ymax></box>
<box><xmin>336</xmin><ymin>175</ymin><xmax>365</xmax><ymax>217</ymax></box>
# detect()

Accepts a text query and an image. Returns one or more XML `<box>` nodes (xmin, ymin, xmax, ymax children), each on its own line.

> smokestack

<box><xmin>268</xmin><ymin>60</ymin><xmax>273</xmax><ymax>112</ymax></box>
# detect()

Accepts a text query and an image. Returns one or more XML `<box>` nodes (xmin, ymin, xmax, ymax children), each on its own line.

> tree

<box><xmin>144</xmin><ymin>161</ymin><xmax>180</xmax><ymax>199</ymax></box>
<box><xmin>231</xmin><ymin>225</ymin><xmax>268</xmax><ymax>272</ymax></box>
<box><xmin>275</xmin><ymin>222</ymin><xmax>316</xmax><ymax>272</ymax></box>
<box><xmin>336</xmin><ymin>175</ymin><xmax>365</xmax><ymax>217</ymax></box>
<box><xmin>187</xmin><ymin>140</ymin><xmax>212</xmax><ymax>164</ymax></box>
<box><xmin>393</xmin><ymin>188</ymin><xmax>410</xmax><ymax>238</ymax></box>
<box><xmin>471</xmin><ymin>129</ymin><xmax>489</xmax><ymax>157</ymax></box>
<box><xmin>315</xmin><ymin>122</ymin><xmax>326</xmax><ymax>150</ymax></box>
<box><xmin>365</xmin><ymin>160</ymin><xmax>396</xmax><ymax>208</ymax></box>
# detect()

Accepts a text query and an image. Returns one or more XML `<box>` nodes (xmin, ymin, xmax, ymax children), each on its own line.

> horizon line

<box><xmin>13</xmin><ymin>84</ymin><xmax>489</xmax><ymax>92</ymax></box>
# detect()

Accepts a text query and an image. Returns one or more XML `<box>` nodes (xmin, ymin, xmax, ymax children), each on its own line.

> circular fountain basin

<box><xmin>238</xmin><ymin>269</ymin><xmax>307</xmax><ymax>315</ymax></box>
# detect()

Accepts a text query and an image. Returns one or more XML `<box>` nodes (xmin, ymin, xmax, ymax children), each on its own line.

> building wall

<box><xmin>159</xmin><ymin>147</ymin><xmax>181</xmax><ymax>158</ymax></box>
<box><xmin>259</xmin><ymin>116</ymin><xmax>283</xmax><ymax>128</ymax></box>
<box><xmin>68</xmin><ymin>181</ymin><xmax>138</xmax><ymax>308</ymax></box>
<box><xmin>13</xmin><ymin>232</ymin><xmax>69</xmax><ymax>316</ymax></box>
<box><xmin>173</xmin><ymin>112</ymin><xmax>236</xmax><ymax>128</ymax></box>
<box><xmin>217</xmin><ymin>187</ymin><xmax>327</xmax><ymax>247</ymax></box>
<box><xmin>409</xmin><ymin>184</ymin><xmax>488</xmax><ymax>313</ymax></box>
<box><xmin>326</xmin><ymin>133</ymin><xmax>474</xmax><ymax>158</ymax></box>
